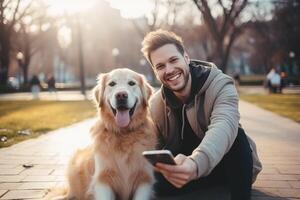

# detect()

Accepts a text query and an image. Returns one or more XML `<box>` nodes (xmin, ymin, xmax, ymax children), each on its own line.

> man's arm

<box><xmin>189</xmin><ymin>79</ymin><xmax>240</xmax><ymax>178</ymax></box>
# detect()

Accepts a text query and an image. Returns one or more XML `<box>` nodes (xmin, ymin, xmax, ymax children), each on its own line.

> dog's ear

<box><xmin>93</xmin><ymin>73</ymin><xmax>107</xmax><ymax>107</ymax></box>
<box><xmin>139</xmin><ymin>75</ymin><xmax>154</xmax><ymax>106</ymax></box>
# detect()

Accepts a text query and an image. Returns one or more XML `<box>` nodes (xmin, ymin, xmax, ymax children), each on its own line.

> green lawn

<box><xmin>0</xmin><ymin>100</ymin><xmax>96</xmax><ymax>148</ymax></box>
<box><xmin>240</xmin><ymin>94</ymin><xmax>300</xmax><ymax>123</ymax></box>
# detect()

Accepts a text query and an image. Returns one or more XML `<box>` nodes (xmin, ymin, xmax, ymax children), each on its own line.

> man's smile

<box><xmin>166</xmin><ymin>71</ymin><xmax>182</xmax><ymax>82</ymax></box>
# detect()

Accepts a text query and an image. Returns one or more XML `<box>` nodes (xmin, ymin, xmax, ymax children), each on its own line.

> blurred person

<box><xmin>47</xmin><ymin>75</ymin><xmax>56</xmax><ymax>93</ymax></box>
<box><xmin>141</xmin><ymin>29</ymin><xmax>262</xmax><ymax>200</ymax></box>
<box><xmin>30</xmin><ymin>75</ymin><xmax>41</xmax><ymax>99</ymax></box>
<box><xmin>279</xmin><ymin>71</ymin><xmax>287</xmax><ymax>93</ymax></box>
<box><xmin>270</xmin><ymin>70</ymin><xmax>281</xmax><ymax>93</ymax></box>
<box><xmin>266</xmin><ymin>68</ymin><xmax>281</xmax><ymax>93</ymax></box>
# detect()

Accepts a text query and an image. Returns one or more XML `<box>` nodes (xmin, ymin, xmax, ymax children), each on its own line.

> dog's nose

<box><xmin>116</xmin><ymin>91</ymin><xmax>128</xmax><ymax>101</ymax></box>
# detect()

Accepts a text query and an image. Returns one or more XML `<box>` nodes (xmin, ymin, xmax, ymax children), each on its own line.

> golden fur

<box><xmin>46</xmin><ymin>68</ymin><xmax>156</xmax><ymax>200</ymax></box>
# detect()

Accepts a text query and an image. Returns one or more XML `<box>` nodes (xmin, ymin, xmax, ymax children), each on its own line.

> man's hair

<box><xmin>141</xmin><ymin>29</ymin><xmax>185</xmax><ymax>66</ymax></box>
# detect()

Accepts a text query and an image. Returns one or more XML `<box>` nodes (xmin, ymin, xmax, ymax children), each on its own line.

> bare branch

<box><xmin>220</xmin><ymin>0</ymin><xmax>237</xmax><ymax>39</ymax></box>
<box><xmin>3</xmin><ymin>0</ymin><xmax>13</xmax><ymax>10</ymax></box>
<box><xmin>10</xmin><ymin>0</ymin><xmax>21</xmax><ymax>27</ymax></box>
<box><xmin>218</xmin><ymin>0</ymin><xmax>225</xmax><ymax>10</ymax></box>
<box><xmin>15</xmin><ymin>0</ymin><xmax>34</xmax><ymax>23</ymax></box>
<box><xmin>231</xmin><ymin>0</ymin><xmax>248</xmax><ymax>24</ymax></box>
<box><xmin>193</xmin><ymin>0</ymin><xmax>220</xmax><ymax>42</ymax></box>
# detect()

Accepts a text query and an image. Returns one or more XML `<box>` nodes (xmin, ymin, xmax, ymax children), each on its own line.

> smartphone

<box><xmin>142</xmin><ymin>150</ymin><xmax>176</xmax><ymax>165</ymax></box>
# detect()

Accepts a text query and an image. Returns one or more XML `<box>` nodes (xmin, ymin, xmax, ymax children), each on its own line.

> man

<box><xmin>141</xmin><ymin>29</ymin><xmax>261</xmax><ymax>200</ymax></box>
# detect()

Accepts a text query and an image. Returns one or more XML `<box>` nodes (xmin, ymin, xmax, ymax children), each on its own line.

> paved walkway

<box><xmin>0</xmin><ymin>86</ymin><xmax>299</xmax><ymax>101</ymax></box>
<box><xmin>0</xmin><ymin>91</ymin><xmax>92</xmax><ymax>101</ymax></box>
<box><xmin>0</xmin><ymin>101</ymin><xmax>299</xmax><ymax>199</ymax></box>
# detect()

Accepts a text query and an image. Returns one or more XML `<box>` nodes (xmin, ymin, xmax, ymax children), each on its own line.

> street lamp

<box><xmin>289</xmin><ymin>51</ymin><xmax>295</xmax><ymax>59</ymax></box>
<box><xmin>16</xmin><ymin>52</ymin><xmax>24</xmax><ymax>86</ymax></box>
<box><xmin>112</xmin><ymin>48</ymin><xmax>120</xmax><ymax>67</ymax></box>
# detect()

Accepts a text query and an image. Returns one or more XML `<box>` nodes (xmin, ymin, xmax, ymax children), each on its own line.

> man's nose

<box><xmin>165</xmin><ymin>63</ymin><xmax>174</xmax><ymax>74</ymax></box>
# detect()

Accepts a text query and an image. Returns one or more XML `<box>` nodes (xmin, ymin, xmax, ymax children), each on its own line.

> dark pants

<box><xmin>154</xmin><ymin>128</ymin><xmax>253</xmax><ymax>200</ymax></box>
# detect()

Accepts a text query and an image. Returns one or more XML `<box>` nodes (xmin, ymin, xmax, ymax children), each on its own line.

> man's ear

<box><xmin>139</xmin><ymin>74</ymin><xmax>154</xmax><ymax>106</ymax></box>
<box><xmin>93</xmin><ymin>73</ymin><xmax>107</xmax><ymax>107</ymax></box>
<box><xmin>184</xmin><ymin>51</ymin><xmax>190</xmax><ymax>64</ymax></box>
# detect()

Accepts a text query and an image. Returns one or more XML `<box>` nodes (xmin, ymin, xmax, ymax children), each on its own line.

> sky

<box><xmin>45</xmin><ymin>0</ymin><xmax>152</xmax><ymax>18</ymax></box>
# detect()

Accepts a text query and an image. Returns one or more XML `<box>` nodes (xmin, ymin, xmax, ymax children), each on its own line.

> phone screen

<box><xmin>143</xmin><ymin>151</ymin><xmax>176</xmax><ymax>165</ymax></box>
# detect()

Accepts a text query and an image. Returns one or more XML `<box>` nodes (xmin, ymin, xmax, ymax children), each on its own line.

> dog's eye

<box><xmin>108</xmin><ymin>81</ymin><xmax>116</xmax><ymax>87</ymax></box>
<box><xmin>128</xmin><ymin>81</ymin><xmax>136</xmax><ymax>86</ymax></box>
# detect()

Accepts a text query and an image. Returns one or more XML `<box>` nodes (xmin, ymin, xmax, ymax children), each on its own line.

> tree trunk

<box><xmin>22</xmin><ymin>33</ymin><xmax>31</xmax><ymax>86</ymax></box>
<box><xmin>0</xmin><ymin>30</ymin><xmax>11</xmax><ymax>85</ymax></box>
<box><xmin>0</xmin><ymin>64</ymin><xmax>9</xmax><ymax>85</ymax></box>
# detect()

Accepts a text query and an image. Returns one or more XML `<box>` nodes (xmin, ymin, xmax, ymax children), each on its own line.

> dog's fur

<box><xmin>46</xmin><ymin>68</ymin><xmax>157</xmax><ymax>200</ymax></box>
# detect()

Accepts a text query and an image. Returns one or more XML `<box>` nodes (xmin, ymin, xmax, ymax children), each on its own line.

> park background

<box><xmin>0</xmin><ymin>0</ymin><xmax>299</xmax><ymax>91</ymax></box>
<box><xmin>0</xmin><ymin>0</ymin><xmax>299</xmax><ymax>199</ymax></box>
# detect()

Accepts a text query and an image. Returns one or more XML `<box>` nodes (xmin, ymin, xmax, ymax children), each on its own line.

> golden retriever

<box><xmin>46</xmin><ymin>68</ymin><xmax>157</xmax><ymax>200</ymax></box>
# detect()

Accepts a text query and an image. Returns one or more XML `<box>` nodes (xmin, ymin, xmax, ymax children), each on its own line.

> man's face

<box><xmin>150</xmin><ymin>44</ymin><xmax>190</xmax><ymax>92</ymax></box>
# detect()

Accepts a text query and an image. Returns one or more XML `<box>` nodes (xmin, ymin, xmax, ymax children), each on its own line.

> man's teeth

<box><xmin>168</xmin><ymin>74</ymin><xmax>180</xmax><ymax>81</ymax></box>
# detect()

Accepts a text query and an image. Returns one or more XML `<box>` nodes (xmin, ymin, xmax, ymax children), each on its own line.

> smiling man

<box><xmin>141</xmin><ymin>29</ymin><xmax>262</xmax><ymax>200</ymax></box>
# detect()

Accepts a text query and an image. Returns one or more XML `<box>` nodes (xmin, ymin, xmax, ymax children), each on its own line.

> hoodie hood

<box><xmin>161</xmin><ymin>59</ymin><xmax>217</xmax><ymax>106</ymax></box>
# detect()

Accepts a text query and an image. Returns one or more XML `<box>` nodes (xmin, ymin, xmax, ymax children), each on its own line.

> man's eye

<box><xmin>156</xmin><ymin>65</ymin><xmax>164</xmax><ymax>70</ymax></box>
<box><xmin>108</xmin><ymin>81</ymin><xmax>116</xmax><ymax>87</ymax></box>
<box><xmin>128</xmin><ymin>81</ymin><xmax>136</xmax><ymax>86</ymax></box>
<box><xmin>170</xmin><ymin>58</ymin><xmax>178</xmax><ymax>63</ymax></box>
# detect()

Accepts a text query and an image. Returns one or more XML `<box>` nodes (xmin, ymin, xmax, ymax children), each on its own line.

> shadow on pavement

<box><xmin>153</xmin><ymin>187</ymin><xmax>290</xmax><ymax>200</ymax></box>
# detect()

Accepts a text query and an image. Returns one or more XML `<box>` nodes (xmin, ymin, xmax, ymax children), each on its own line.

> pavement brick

<box><xmin>0</xmin><ymin>165</ymin><xmax>20</xmax><ymax>169</ymax></box>
<box><xmin>277</xmin><ymin>166</ymin><xmax>300</xmax><ymax>175</ymax></box>
<box><xmin>18</xmin><ymin>182</ymin><xmax>56</xmax><ymax>190</ymax></box>
<box><xmin>0</xmin><ymin>176</ymin><xmax>25</xmax><ymax>182</ymax></box>
<box><xmin>288</xmin><ymin>181</ymin><xmax>300</xmax><ymax>188</ymax></box>
<box><xmin>0</xmin><ymin>183</ymin><xmax>22</xmax><ymax>190</ymax></box>
<box><xmin>260</xmin><ymin>167</ymin><xmax>280</xmax><ymax>175</ymax></box>
<box><xmin>0</xmin><ymin>168</ymin><xmax>24</xmax><ymax>175</ymax></box>
<box><xmin>276</xmin><ymin>189</ymin><xmax>300</xmax><ymax>198</ymax></box>
<box><xmin>22</xmin><ymin>175</ymin><xmax>57</xmax><ymax>182</ymax></box>
<box><xmin>0</xmin><ymin>190</ymin><xmax>45</xmax><ymax>199</ymax></box>
<box><xmin>50</xmin><ymin>169</ymin><xmax>65</xmax><ymax>176</ymax></box>
<box><xmin>33</xmin><ymin>164</ymin><xmax>65</xmax><ymax>170</ymax></box>
<box><xmin>30</xmin><ymin>158</ymin><xmax>58</xmax><ymax>165</ymax></box>
<box><xmin>253</xmin><ymin>180</ymin><xmax>291</xmax><ymax>189</ymax></box>
<box><xmin>257</xmin><ymin>174</ymin><xmax>298</xmax><ymax>181</ymax></box>
<box><xmin>20</xmin><ymin>169</ymin><xmax>54</xmax><ymax>176</ymax></box>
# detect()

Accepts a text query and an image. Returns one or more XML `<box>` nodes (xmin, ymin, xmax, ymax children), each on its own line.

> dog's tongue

<box><xmin>115</xmin><ymin>110</ymin><xmax>130</xmax><ymax>127</ymax></box>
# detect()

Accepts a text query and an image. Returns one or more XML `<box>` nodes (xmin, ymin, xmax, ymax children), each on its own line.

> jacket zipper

<box><xmin>181</xmin><ymin>104</ymin><xmax>186</xmax><ymax>140</ymax></box>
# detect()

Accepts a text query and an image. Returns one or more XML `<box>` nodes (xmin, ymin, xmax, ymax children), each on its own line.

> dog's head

<box><xmin>93</xmin><ymin>68</ymin><xmax>153</xmax><ymax>129</ymax></box>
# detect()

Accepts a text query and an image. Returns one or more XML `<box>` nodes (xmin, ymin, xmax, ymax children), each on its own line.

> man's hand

<box><xmin>154</xmin><ymin>154</ymin><xmax>198</xmax><ymax>188</ymax></box>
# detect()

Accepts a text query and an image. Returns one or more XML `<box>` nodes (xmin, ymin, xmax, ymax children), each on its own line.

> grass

<box><xmin>0</xmin><ymin>100</ymin><xmax>96</xmax><ymax>148</ymax></box>
<box><xmin>240</xmin><ymin>94</ymin><xmax>300</xmax><ymax>122</ymax></box>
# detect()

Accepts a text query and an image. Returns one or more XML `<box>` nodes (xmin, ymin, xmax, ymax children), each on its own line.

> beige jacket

<box><xmin>150</xmin><ymin>61</ymin><xmax>262</xmax><ymax>182</ymax></box>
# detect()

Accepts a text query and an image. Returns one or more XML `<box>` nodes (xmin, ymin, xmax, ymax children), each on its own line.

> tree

<box><xmin>192</xmin><ymin>0</ymin><xmax>249</xmax><ymax>72</ymax></box>
<box><xmin>131</xmin><ymin>0</ymin><xmax>187</xmax><ymax>37</ymax></box>
<box><xmin>16</xmin><ymin>16</ymin><xmax>47</xmax><ymax>85</ymax></box>
<box><xmin>245</xmin><ymin>0</ymin><xmax>300</xmax><ymax>74</ymax></box>
<box><xmin>272</xmin><ymin>0</ymin><xmax>300</xmax><ymax>66</ymax></box>
<box><xmin>0</xmin><ymin>0</ymin><xmax>34</xmax><ymax>85</ymax></box>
